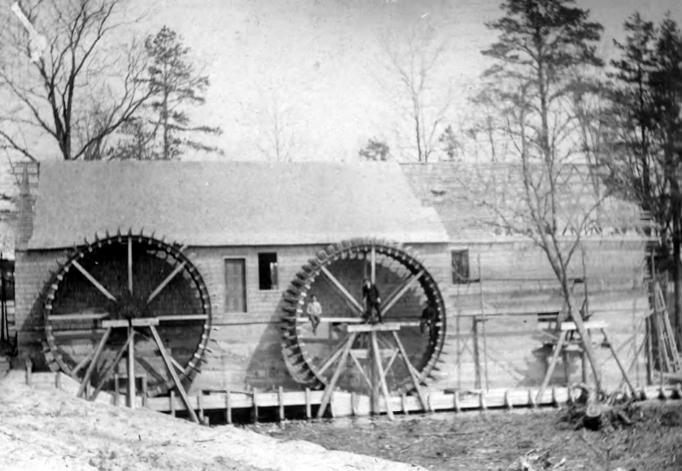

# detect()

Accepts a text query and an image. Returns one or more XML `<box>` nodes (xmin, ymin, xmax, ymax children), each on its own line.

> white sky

<box><xmin>131</xmin><ymin>0</ymin><xmax>682</xmax><ymax>162</ymax></box>
<box><xmin>3</xmin><ymin>0</ymin><xmax>682</xmax><ymax>164</ymax></box>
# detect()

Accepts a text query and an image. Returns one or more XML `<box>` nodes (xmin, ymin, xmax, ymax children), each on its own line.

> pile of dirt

<box><xmin>0</xmin><ymin>371</ymin><xmax>423</xmax><ymax>471</ymax></box>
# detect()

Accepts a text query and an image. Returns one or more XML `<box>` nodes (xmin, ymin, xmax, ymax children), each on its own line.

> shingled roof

<box><xmin>27</xmin><ymin>161</ymin><xmax>448</xmax><ymax>250</ymax></box>
<box><xmin>401</xmin><ymin>162</ymin><xmax>646</xmax><ymax>241</ymax></box>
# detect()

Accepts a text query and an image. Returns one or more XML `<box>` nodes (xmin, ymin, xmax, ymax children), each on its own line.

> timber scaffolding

<box><xmin>24</xmin><ymin>368</ymin><xmax>682</xmax><ymax>424</ymax></box>
<box><xmin>452</xmin><ymin>252</ymin><xmax>655</xmax><ymax>392</ymax></box>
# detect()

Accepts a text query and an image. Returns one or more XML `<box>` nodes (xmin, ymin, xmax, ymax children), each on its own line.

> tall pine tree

<box><xmin>478</xmin><ymin>0</ymin><xmax>605</xmax><ymax>382</ymax></box>
<box><xmin>112</xmin><ymin>26</ymin><xmax>221</xmax><ymax>160</ymax></box>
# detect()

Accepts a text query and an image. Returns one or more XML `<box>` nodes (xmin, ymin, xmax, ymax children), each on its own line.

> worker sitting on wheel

<box><xmin>362</xmin><ymin>278</ymin><xmax>382</xmax><ymax>324</ymax></box>
<box><xmin>306</xmin><ymin>294</ymin><xmax>322</xmax><ymax>334</ymax></box>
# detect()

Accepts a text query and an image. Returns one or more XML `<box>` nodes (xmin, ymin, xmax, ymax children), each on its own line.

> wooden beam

<box><xmin>381</xmin><ymin>270</ymin><xmax>424</xmax><ymax>316</ymax></box>
<box><xmin>127</xmin><ymin>326</ymin><xmax>136</xmax><ymax>409</ymax></box>
<box><xmin>391</xmin><ymin>331</ymin><xmax>428</xmax><ymax>410</ymax></box>
<box><xmin>536</xmin><ymin>330</ymin><xmax>567</xmax><ymax>404</ymax></box>
<box><xmin>348</xmin><ymin>351</ymin><xmax>372</xmax><ymax>388</ymax></box>
<box><xmin>90</xmin><ymin>330</ymin><xmax>134</xmax><ymax>401</ymax></box>
<box><xmin>48</xmin><ymin>312</ymin><xmax>108</xmax><ymax>321</ymax></box>
<box><xmin>319</xmin><ymin>266</ymin><xmax>364</xmax><ymax>315</ymax></box>
<box><xmin>317</xmin><ymin>334</ymin><xmax>350</xmax><ymax>376</ymax></box>
<box><xmin>127</xmin><ymin>236</ymin><xmax>133</xmax><ymax>294</ymax></box>
<box><xmin>370</xmin><ymin>331</ymin><xmax>394</xmax><ymax>420</ymax></box>
<box><xmin>146</xmin><ymin>261</ymin><xmax>187</xmax><ymax>305</ymax></box>
<box><xmin>346</xmin><ymin>322</ymin><xmax>404</xmax><ymax>333</ymax></box>
<box><xmin>317</xmin><ymin>333</ymin><xmax>356</xmax><ymax>418</ymax></box>
<box><xmin>77</xmin><ymin>327</ymin><xmax>112</xmax><ymax>397</ymax></box>
<box><xmin>72</xmin><ymin>261</ymin><xmax>116</xmax><ymax>302</ymax></box>
<box><xmin>157</xmin><ymin>314</ymin><xmax>209</xmax><ymax>322</ymax></box>
<box><xmin>148</xmin><ymin>324</ymin><xmax>199</xmax><ymax>423</ymax></box>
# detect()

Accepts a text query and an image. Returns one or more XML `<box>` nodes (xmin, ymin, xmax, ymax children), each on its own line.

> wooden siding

<box><xmin>14</xmin><ymin>236</ymin><xmax>647</xmax><ymax>393</ymax></box>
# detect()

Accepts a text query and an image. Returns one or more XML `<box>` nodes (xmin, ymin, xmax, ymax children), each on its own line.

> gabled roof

<box><xmin>401</xmin><ymin>162</ymin><xmax>647</xmax><ymax>241</ymax></box>
<box><xmin>27</xmin><ymin>161</ymin><xmax>449</xmax><ymax>250</ymax></box>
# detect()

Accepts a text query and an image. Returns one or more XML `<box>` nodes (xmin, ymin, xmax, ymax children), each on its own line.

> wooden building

<box><xmin>402</xmin><ymin>162</ymin><xmax>649</xmax><ymax>391</ymax></box>
<box><xmin>13</xmin><ymin>161</ymin><xmax>451</xmax><ymax>395</ymax></box>
<box><xmin>10</xmin><ymin>160</ymin><xmax>649</xmax><ymax>398</ymax></box>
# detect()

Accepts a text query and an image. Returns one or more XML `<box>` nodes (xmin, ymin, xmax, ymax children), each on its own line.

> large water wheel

<box><xmin>42</xmin><ymin>231</ymin><xmax>211</xmax><ymax>398</ymax></box>
<box><xmin>281</xmin><ymin>239</ymin><xmax>446</xmax><ymax>398</ymax></box>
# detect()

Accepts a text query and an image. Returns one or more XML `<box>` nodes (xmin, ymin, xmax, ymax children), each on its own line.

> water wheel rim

<box><xmin>280</xmin><ymin>238</ymin><xmax>446</xmax><ymax>394</ymax></box>
<box><xmin>42</xmin><ymin>230</ymin><xmax>212</xmax><ymax>396</ymax></box>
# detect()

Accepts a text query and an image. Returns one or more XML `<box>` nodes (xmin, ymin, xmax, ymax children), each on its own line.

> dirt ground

<box><xmin>1</xmin><ymin>369</ymin><xmax>680</xmax><ymax>471</ymax></box>
<box><xmin>0</xmin><ymin>371</ymin><xmax>422</xmax><ymax>471</ymax></box>
<box><xmin>245</xmin><ymin>402</ymin><xmax>682</xmax><ymax>471</ymax></box>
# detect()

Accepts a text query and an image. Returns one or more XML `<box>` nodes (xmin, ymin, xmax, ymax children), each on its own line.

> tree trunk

<box><xmin>673</xmin><ymin>197</ymin><xmax>682</xmax><ymax>345</ymax></box>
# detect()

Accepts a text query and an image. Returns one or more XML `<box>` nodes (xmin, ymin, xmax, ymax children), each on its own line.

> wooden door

<box><xmin>224</xmin><ymin>258</ymin><xmax>246</xmax><ymax>312</ymax></box>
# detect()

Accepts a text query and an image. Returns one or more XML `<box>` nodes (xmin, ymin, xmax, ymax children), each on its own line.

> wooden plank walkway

<box><xmin>25</xmin><ymin>371</ymin><xmax>682</xmax><ymax>423</ymax></box>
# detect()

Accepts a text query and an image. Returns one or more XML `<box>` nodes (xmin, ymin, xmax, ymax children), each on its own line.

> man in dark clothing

<box><xmin>362</xmin><ymin>278</ymin><xmax>382</xmax><ymax>323</ymax></box>
<box><xmin>420</xmin><ymin>303</ymin><xmax>437</xmax><ymax>334</ymax></box>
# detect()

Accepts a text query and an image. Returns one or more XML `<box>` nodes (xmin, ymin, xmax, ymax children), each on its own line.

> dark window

<box><xmin>258</xmin><ymin>253</ymin><xmax>278</xmax><ymax>290</ymax></box>
<box><xmin>0</xmin><ymin>259</ymin><xmax>14</xmax><ymax>302</ymax></box>
<box><xmin>224</xmin><ymin>258</ymin><xmax>247</xmax><ymax>312</ymax></box>
<box><xmin>451</xmin><ymin>250</ymin><xmax>470</xmax><ymax>284</ymax></box>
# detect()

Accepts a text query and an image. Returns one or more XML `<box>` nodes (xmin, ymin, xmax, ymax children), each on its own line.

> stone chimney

<box><xmin>15</xmin><ymin>163</ymin><xmax>38</xmax><ymax>250</ymax></box>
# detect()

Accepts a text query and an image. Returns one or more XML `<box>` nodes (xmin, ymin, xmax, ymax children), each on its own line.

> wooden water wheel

<box><xmin>280</xmin><ymin>239</ymin><xmax>446</xmax><ymax>403</ymax></box>
<box><xmin>42</xmin><ymin>231</ymin><xmax>211</xmax><ymax>400</ymax></box>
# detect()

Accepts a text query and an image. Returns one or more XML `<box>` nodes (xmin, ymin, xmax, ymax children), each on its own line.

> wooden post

<box><xmin>472</xmin><ymin>316</ymin><xmax>481</xmax><ymax>389</ymax></box>
<box><xmin>114</xmin><ymin>373</ymin><xmax>120</xmax><ymax>406</ymax></box>
<box><xmin>278</xmin><ymin>386</ymin><xmax>285</xmax><ymax>422</ymax></box>
<box><xmin>504</xmin><ymin>390</ymin><xmax>512</xmax><ymax>410</ymax></box>
<box><xmin>453</xmin><ymin>390</ymin><xmax>461</xmax><ymax>413</ymax></box>
<box><xmin>24</xmin><ymin>358</ymin><xmax>32</xmax><ymax>386</ymax></box>
<box><xmin>252</xmin><ymin>389</ymin><xmax>258</xmax><ymax>423</ymax></box>
<box><xmin>370</xmin><ymin>331</ymin><xmax>394</xmax><ymax>420</ymax></box>
<box><xmin>536</xmin><ymin>331</ymin><xmax>567</xmax><ymax>404</ymax></box>
<box><xmin>477</xmin><ymin>254</ymin><xmax>489</xmax><ymax>390</ymax></box>
<box><xmin>169</xmin><ymin>390</ymin><xmax>176</xmax><ymax>417</ymax></box>
<box><xmin>601</xmin><ymin>329</ymin><xmax>636</xmax><ymax>396</ymax></box>
<box><xmin>316</xmin><ymin>333</ymin><xmax>356</xmax><ymax>419</ymax></box>
<box><xmin>148</xmin><ymin>324</ymin><xmax>199</xmax><ymax>423</ymax></box>
<box><xmin>225</xmin><ymin>391</ymin><xmax>232</xmax><ymax>424</ymax></box>
<box><xmin>197</xmin><ymin>394</ymin><xmax>204</xmax><ymax>423</ymax></box>
<box><xmin>304</xmin><ymin>388</ymin><xmax>311</xmax><ymax>420</ymax></box>
<box><xmin>127</xmin><ymin>325</ymin><xmax>136</xmax><ymax>409</ymax></box>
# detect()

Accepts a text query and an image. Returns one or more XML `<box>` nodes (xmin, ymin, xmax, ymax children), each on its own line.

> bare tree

<box><xmin>0</xmin><ymin>0</ymin><xmax>152</xmax><ymax>161</ymax></box>
<box><xmin>256</xmin><ymin>89</ymin><xmax>297</xmax><ymax>162</ymax></box>
<box><xmin>380</xmin><ymin>16</ymin><xmax>452</xmax><ymax>162</ymax></box>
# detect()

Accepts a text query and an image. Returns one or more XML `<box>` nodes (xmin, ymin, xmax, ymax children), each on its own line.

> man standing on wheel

<box><xmin>362</xmin><ymin>278</ymin><xmax>382</xmax><ymax>324</ymax></box>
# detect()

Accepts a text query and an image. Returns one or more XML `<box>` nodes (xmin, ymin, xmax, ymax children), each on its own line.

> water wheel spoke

<box><xmin>348</xmin><ymin>350</ymin><xmax>372</xmax><ymax>388</ymax></box>
<box><xmin>381</xmin><ymin>270</ymin><xmax>424</xmax><ymax>317</ymax></box>
<box><xmin>90</xmin><ymin>330</ymin><xmax>134</xmax><ymax>400</ymax></box>
<box><xmin>281</xmin><ymin>239</ymin><xmax>445</xmax><ymax>397</ymax></box>
<box><xmin>316</xmin><ymin>333</ymin><xmax>350</xmax><ymax>376</ymax></box>
<box><xmin>127</xmin><ymin>236</ymin><xmax>133</xmax><ymax>294</ymax></box>
<box><xmin>77</xmin><ymin>327</ymin><xmax>113</xmax><ymax>397</ymax></box>
<box><xmin>72</xmin><ymin>260</ymin><xmax>117</xmax><ymax>302</ymax></box>
<box><xmin>319</xmin><ymin>266</ymin><xmax>364</xmax><ymax>315</ymax></box>
<box><xmin>146</xmin><ymin>261</ymin><xmax>187</xmax><ymax>304</ymax></box>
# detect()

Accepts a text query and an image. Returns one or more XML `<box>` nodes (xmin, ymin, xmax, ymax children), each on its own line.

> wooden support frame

<box><xmin>315</xmin><ymin>323</ymin><xmax>428</xmax><ymax>420</ymax></box>
<box><xmin>74</xmin><ymin>317</ymin><xmax>199</xmax><ymax>424</ymax></box>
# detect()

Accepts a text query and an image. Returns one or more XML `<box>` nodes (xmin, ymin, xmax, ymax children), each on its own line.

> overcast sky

<box><xmin>3</xmin><ymin>0</ymin><xmax>682</xmax><ymax>165</ymax></box>
<box><xmin>124</xmin><ymin>0</ymin><xmax>680</xmax><ymax>162</ymax></box>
